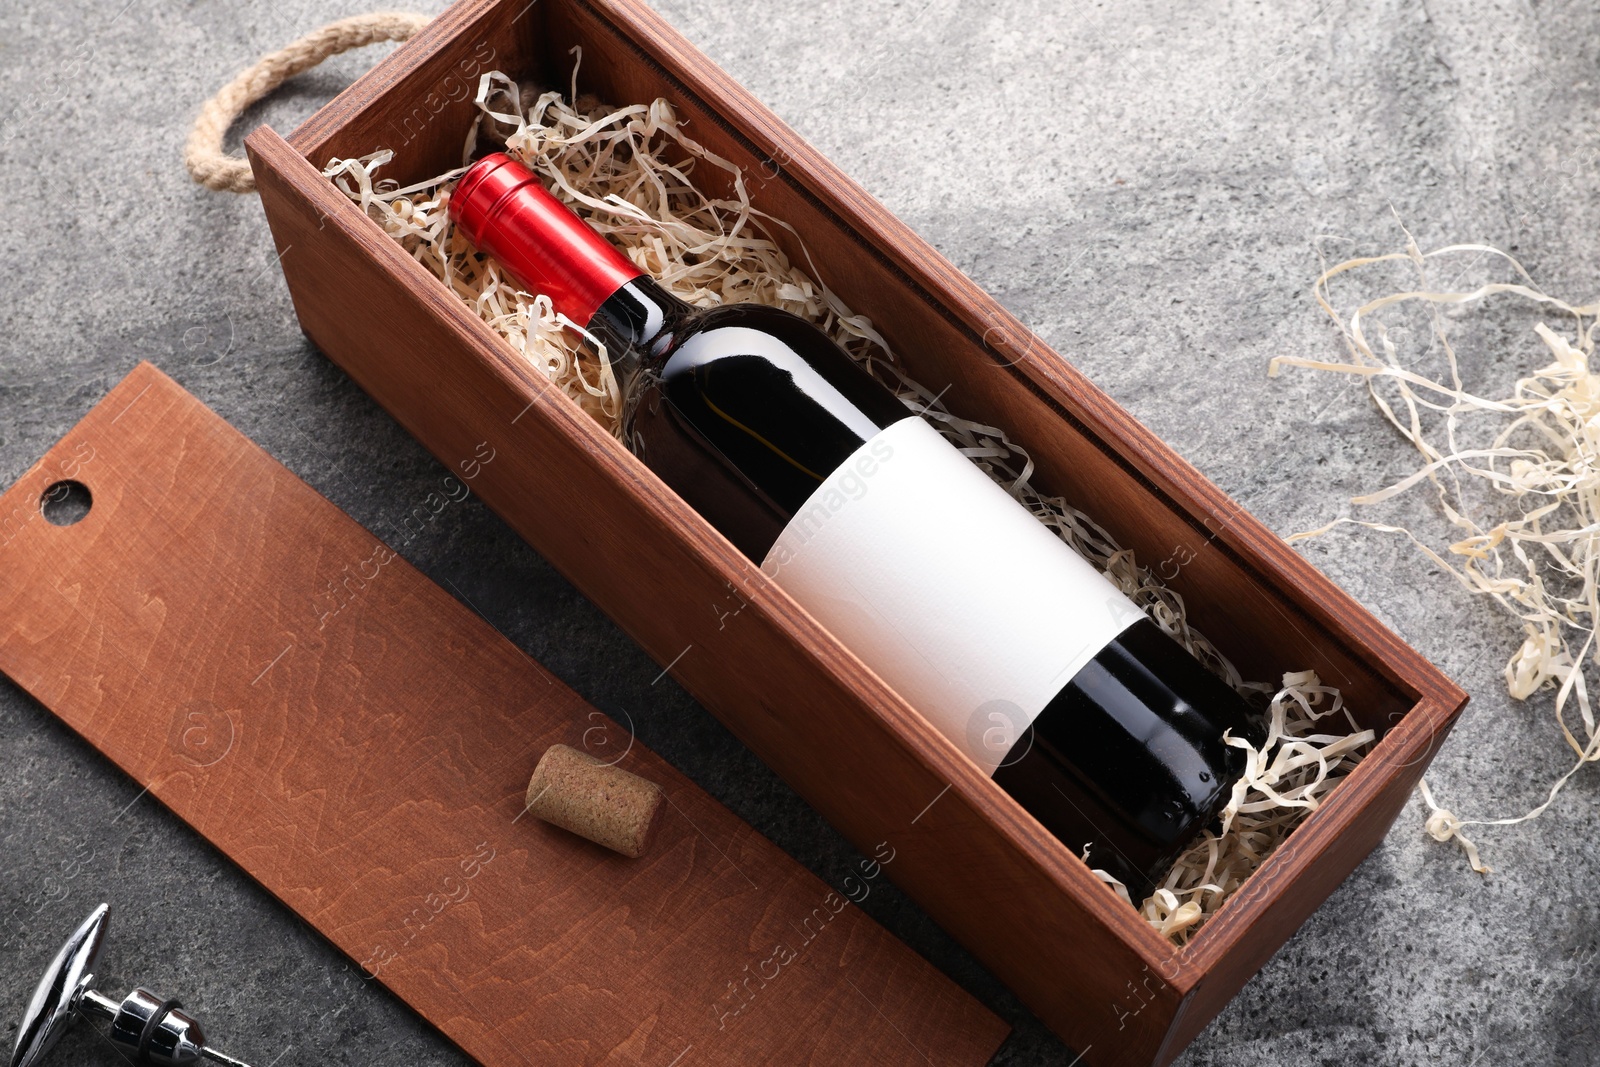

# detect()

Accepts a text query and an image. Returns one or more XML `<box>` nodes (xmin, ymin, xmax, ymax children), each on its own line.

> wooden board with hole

<box><xmin>0</xmin><ymin>362</ymin><xmax>1009</xmax><ymax>1067</ymax></box>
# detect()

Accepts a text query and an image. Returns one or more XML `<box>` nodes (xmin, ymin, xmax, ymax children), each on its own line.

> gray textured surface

<box><xmin>1</xmin><ymin>0</ymin><xmax>1597</xmax><ymax>1064</ymax></box>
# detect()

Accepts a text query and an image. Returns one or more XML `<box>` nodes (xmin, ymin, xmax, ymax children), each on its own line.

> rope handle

<box><xmin>185</xmin><ymin>12</ymin><xmax>432</xmax><ymax>193</ymax></box>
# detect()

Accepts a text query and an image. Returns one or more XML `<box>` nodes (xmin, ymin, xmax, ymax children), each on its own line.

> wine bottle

<box><xmin>449</xmin><ymin>152</ymin><xmax>1260</xmax><ymax>894</ymax></box>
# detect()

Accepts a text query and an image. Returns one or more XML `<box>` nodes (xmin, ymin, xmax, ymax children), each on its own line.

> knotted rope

<box><xmin>185</xmin><ymin>12</ymin><xmax>432</xmax><ymax>193</ymax></box>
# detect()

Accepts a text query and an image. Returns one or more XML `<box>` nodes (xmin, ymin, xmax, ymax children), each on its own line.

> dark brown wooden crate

<box><xmin>245</xmin><ymin>1</ymin><xmax>1469</xmax><ymax>1062</ymax></box>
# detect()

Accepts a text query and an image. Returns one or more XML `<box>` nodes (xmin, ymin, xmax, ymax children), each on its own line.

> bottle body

<box><xmin>451</xmin><ymin>154</ymin><xmax>1260</xmax><ymax>894</ymax></box>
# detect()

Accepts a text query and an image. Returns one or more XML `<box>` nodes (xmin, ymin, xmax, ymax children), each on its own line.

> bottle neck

<box><xmin>586</xmin><ymin>277</ymin><xmax>693</xmax><ymax>372</ymax></box>
<box><xmin>447</xmin><ymin>154</ymin><xmax>695</xmax><ymax>370</ymax></box>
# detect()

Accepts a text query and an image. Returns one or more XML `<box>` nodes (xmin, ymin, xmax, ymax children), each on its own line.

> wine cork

<box><xmin>524</xmin><ymin>744</ymin><xmax>665</xmax><ymax>858</ymax></box>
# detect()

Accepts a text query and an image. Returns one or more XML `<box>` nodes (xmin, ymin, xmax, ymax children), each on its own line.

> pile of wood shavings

<box><xmin>324</xmin><ymin>65</ymin><xmax>1372</xmax><ymax>944</ymax></box>
<box><xmin>1273</xmin><ymin>235</ymin><xmax>1600</xmax><ymax>875</ymax></box>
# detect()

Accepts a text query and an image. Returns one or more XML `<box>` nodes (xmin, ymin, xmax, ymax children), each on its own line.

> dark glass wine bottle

<box><xmin>450</xmin><ymin>152</ymin><xmax>1261</xmax><ymax>894</ymax></box>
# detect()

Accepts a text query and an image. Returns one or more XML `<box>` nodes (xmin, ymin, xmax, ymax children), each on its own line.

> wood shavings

<box><xmin>324</xmin><ymin>67</ymin><xmax>1371</xmax><ymax>945</ymax></box>
<box><xmin>1272</xmin><ymin>232</ymin><xmax>1600</xmax><ymax>875</ymax></box>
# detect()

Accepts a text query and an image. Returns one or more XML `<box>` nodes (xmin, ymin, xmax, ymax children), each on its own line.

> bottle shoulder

<box><xmin>656</xmin><ymin>301</ymin><xmax>833</xmax><ymax>367</ymax></box>
<box><xmin>654</xmin><ymin>303</ymin><xmax>907</xmax><ymax>427</ymax></box>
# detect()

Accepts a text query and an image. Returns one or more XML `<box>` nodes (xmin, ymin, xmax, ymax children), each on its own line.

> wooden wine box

<box><xmin>243</xmin><ymin>1</ymin><xmax>1468</xmax><ymax>1063</ymax></box>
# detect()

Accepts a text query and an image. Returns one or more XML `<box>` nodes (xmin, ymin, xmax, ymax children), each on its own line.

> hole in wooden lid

<box><xmin>41</xmin><ymin>481</ymin><xmax>92</xmax><ymax>527</ymax></box>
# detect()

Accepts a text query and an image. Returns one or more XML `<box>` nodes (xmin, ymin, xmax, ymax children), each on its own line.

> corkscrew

<box><xmin>10</xmin><ymin>904</ymin><xmax>255</xmax><ymax>1067</ymax></box>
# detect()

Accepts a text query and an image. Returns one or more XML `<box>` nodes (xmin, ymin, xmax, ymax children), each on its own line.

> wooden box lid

<box><xmin>243</xmin><ymin>1</ymin><xmax>1470</xmax><ymax>1063</ymax></box>
<box><xmin>0</xmin><ymin>363</ymin><xmax>1008</xmax><ymax>1067</ymax></box>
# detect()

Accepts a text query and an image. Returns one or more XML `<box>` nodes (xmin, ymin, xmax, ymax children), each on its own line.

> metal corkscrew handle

<box><xmin>9</xmin><ymin>904</ymin><xmax>255</xmax><ymax>1067</ymax></box>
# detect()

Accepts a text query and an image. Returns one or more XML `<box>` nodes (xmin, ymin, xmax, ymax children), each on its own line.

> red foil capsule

<box><xmin>448</xmin><ymin>152</ymin><xmax>643</xmax><ymax>326</ymax></box>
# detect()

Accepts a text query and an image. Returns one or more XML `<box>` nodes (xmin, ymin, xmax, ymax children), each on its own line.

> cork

<box><xmin>524</xmin><ymin>744</ymin><xmax>665</xmax><ymax>858</ymax></box>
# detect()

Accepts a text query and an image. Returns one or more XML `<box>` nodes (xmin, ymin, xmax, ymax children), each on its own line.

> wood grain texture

<box><xmin>0</xmin><ymin>363</ymin><xmax>1009</xmax><ymax>1067</ymax></box>
<box><xmin>246</xmin><ymin>1</ymin><xmax>1472</xmax><ymax>1063</ymax></box>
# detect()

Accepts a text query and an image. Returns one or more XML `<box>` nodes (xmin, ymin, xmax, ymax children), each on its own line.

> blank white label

<box><xmin>760</xmin><ymin>416</ymin><xmax>1146</xmax><ymax>773</ymax></box>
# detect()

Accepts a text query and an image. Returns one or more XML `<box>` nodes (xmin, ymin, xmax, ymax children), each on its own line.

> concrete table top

<box><xmin>1</xmin><ymin>1</ymin><xmax>1595</xmax><ymax>1064</ymax></box>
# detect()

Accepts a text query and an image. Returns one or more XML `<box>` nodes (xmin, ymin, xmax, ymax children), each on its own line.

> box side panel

<box><xmin>248</xmin><ymin>125</ymin><xmax>1182</xmax><ymax>1067</ymax></box>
